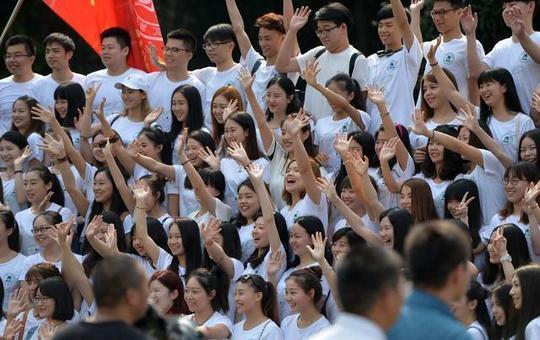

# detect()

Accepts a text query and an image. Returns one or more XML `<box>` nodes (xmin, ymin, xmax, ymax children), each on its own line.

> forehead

<box><xmin>259</xmin><ymin>27</ymin><xmax>282</xmax><ymax>37</ymax></box>
<box><xmin>316</xmin><ymin>20</ymin><xmax>338</xmax><ymax>29</ymax></box>
<box><xmin>94</xmin><ymin>171</ymin><xmax>110</xmax><ymax>181</ymax></box>
<box><xmin>213</xmin><ymin>95</ymin><xmax>229</xmax><ymax>105</ymax></box>
<box><xmin>433</xmin><ymin>1</ymin><xmax>457</xmax><ymax>10</ymax></box>
<box><xmin>172</xmin><ymin>91</ymin><xmax>186</xmax><ymax>100</ymax></box>
<box><xmin>378</xmin><ymin>18</ymin><xmax>396</xmax><ymax>25</ymax></box>
<box><xmin>238</xmin><ymin>185</ymin><xmax>255</xmax><ymax>195</ymax></box>
<box><xmin>24</xmin><ymin>171</ymin><xmax>41</xmax><ymax>180</ymax></box>
<box><xmin>101</xmin><ymin>37</ymin><xmax>121</xmax><ymax>46</ymax></box>
<box><xmin>45</xmin><ymin>42</ymin><xmax>65</xmax><ymax>50</ymax></box>
<box><xmin>225</xmin><ymin>118</ymin><xmax>242</xmax><ymax>129</ymax></box>
<box><xmin>0</xmin><ymin>140</ymin><xmax>17</xmax><ymax>148</ymax></box>
<box><xmin>7</xmin><ymin>44</ymin><xmax>27</xmax><ymax>53</ymax></box>
<box><xmin>166</xmin><ymin>38</ymin><xmax>187</xmax><ymax>48</ymax></box>
<box><xmin>33</xmin><ymin>215</ymin><xmax>49</xmax><ymax>225</ymax></box>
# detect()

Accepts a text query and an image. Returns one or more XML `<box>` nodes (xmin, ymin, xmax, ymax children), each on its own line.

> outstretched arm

<box><xmin>103</xmin><ymin>140</ymin><xmax>134</xmax><ymax>213</ymax></box>
<box><xmin>275</xmin><ymin>7</ymin><xmax>310</xmax><ymax>73</ymax></box>
<box><xmin>409</xmin><ymin>0</ymin><xmax>424</xmax><ymax>44</ymax></box>
<box><xmin>390</xmin><ymin>0</ymin><xmax>415</xmax><ymax>50</ymax></box>
<box><xmin>202</xmin><ymin>218</ymin><xmax>235</xmax><ymax>278</ymax></box>
<box><xmin>225</xmin><ymin>0</ymin><xmax>252</xmax><ymax>58</ymax></box>
<box><xmin>133</xmin><ymin>183</ymin><xmax>161</xmax><ymax>264</ymax></box>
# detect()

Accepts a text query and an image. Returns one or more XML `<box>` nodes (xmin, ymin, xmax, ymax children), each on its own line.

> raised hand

<box><xmin>223</xmin><ymin>99</ymin><xmax>239</xmax><ymax>122</ymax></box>
<box><xmin>238</xmin><ymin>67</ymin><xmax>255</xmax><ymax>90</ymax></box>
<box><xmin>132</xmin><ymin>181</ymin><xmax>151</xmax><ymax>203</ymax></box>
<box><xmin>523</xmin><ymin>181</ymin><xmax>540</xmax><ymax>212</ymax></box>
<box><xmin>531</xmin><ymin>88</ymin><xmax>540</xmax><ymax>112</ymax></box>
<box><xmin>13</xmin><ymin>145</ymin><xmax>32</xmax><ymax>169</ymax></box>
<box><xmin>6</xmin><ymin>288</ymin><xmax>29</xmax><ymax>320</ymax></box>
<box><xmin>379</xmin><ymin>137</ymin><xmax>398</xmax><ymax>162</ymax></box>
<box><xmin>507</xmin><ymin>5</ymin><xmax>526</xmax><ymax>37</ymax></box>
<box><xmin>347</xmin><ymin>151</ymin><xmax>369</xmax><ymax>176</ymax></box>
<box><xmin>37</xmin><ymin>191</ymin><xmax>53</xmax><ymax>213</ymax></box>
<box><xmin>31</xmin><ymin>104</ymin><xmax>56</xmax><ymax>125</ymax></box>
<box><xmin>85</xmin><ymin>215</ymin><xmax>104</xmax><ymax>241</ymax></box>
<box><xmin>333</xmin><ymin>132</ymin><xmax>351</xmax><ymax>158</ymax></box>
<box><xmin>413</xmin><ymin>147</ymin><xmax>427</xmax><ymax>164</ymax></box>
<box><xmin>3</xmin><ymin>317</ymin><xmax>24</xmax><ymax>340</ymax></box>
<box><xmin>126</xmin><ymin>139</ymin><xmax>143</xmax><ymax>159</ymax></box>
<box><xmin>306</xmin><ymin>232</ymin><xmax>327</xmax><ymax>264</ymax></box>
<box><xmin>455</xmin><ymin>105</ymin><xmax>481</xmax><ymax>133</ymax></box>
<box><xmin>367</xmin><ymin>86</ymin><xmax>386</xmax><ymax>107</ymax></box>
<box><xmin>316</xmin><ymin>176</ymin><xmax>338</xmax><ymax>201</ymax></box>
<box><xmin>453</xmin><ymin>191</ymin><xmax>474</xmax><ymax>224</ymax></box>
<box><xmin>147</xmin><ymin>44</ymin><xmax>166</xmax><ymax>70</ymax></box>
<box><xmin>460</xmin><ymin>5</ymin><xmax>478</xmax><ymax>36</ymax></box>
<box><xmin>93</xmin><ymin>97</ymin><xmax>107</xmax><ymax>122</ymax></box>
<box><xmin>227</xmin><ymin>141</ymin><xmax>250</xmax><ymax>167</ymax></box>
<box><xmin>144</xmin><ymin>107</ymin><xmax>164</xmax><ymax>127</ymax></box>
<box><xmin>177</xmin><ymin>127</ymin><xmax>189</xmax><ymax>163</ymax></box>
<box><xmin>37</xmin><ymin>320</ymin><xmax>57</xmax><ymax>340</ymax></box>
<box><xmin>286</xmin><ymin>109</ymin><xmax>311</xmax><ymax>137</ymax></box>
<box><xmin>289</xmin><ymin>6</ymin><xmax>311</xmax><ymax>33</ymax></box>
<box><xmin>197</xmin><ymin>146</ymin><xmax>220</xmax><ymax>170</ymax></box>
<box><xmin>246</xmin><ymin>162</ymin><xmax>264</xmax><ymax>183</ymax></box>
<box><xmin>85</xmin><ymin>83</ymin><xmax>102</xmax><ymax>106</ymax></box>
<box><xmin>201</xmin><ymin>217</ymin><xmax>221</xmax><ymax>246</ymax></box>
<box><xmin>493</xmin><ymin>227</ymin><xmax>508</xmax><ymax>258</ymax></box>
<box><xmin>302</xmin><ymin>59</ymin><xmax>320</xmax><ymax>87</ymax></box>
<box><xmin>411</xmin><ymin>109</ymin><xmax>430</xmax><ymax>137</ymax></box>
<box><xmin>410</xmin><ymin>0</ymin><xmax>424</xmax><ymax>15</ymax></box>
<box><xmin>315</xmin><ymin>152</ymin><xmax>329</xmax><ymax>166</ymax></box>
<box><xmin>104</xmin><ymin>223</ymin><xmax>118</xmax><ymax>251</ymax></box>
<box><xmin>38</xmin><ymin>133</ymin><xmax>66</xmax><ymax>159</ymax></box>
<box><xmin>267</xmin><ymin>248</ymin><xmax>283</xmax><ymax>279</ymax></box>
<box><xmin>427</xmin><ymin>35</ymin><xmax>442</xmax><ymax>65</ymax></box>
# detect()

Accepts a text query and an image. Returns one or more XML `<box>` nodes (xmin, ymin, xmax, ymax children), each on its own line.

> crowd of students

<box><xmin>0</xmin><ymin>0</ymin><xmax>540</xmax><ymax>339</ymax></box>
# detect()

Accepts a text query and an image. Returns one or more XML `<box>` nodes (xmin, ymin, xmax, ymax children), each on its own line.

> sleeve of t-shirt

<box><xmin>521</xmin><ymin>115</ymin><xmax>536</xmax><ymax>135</ymax></box>
<box><xmin>479</xmin><ymin>149</ymin><xmax>505</xmax><ymax>176</ymax></box>
<box><xmin>155</xmin><ymin>247</ymin><xmax>173</xmax><ymax>270</ymax></box>
<box><xmin>356</xmin><ymin>110</ymin><xmax>371</xmax><ymax>131</ymax></box>
<box><xmin>58</xmin><ymin>206</ymin><xmax>75</xmax><ymax>221</ymax></box>
<box><xmin>122</xmin><ymin>214</ymin><xmax>134</xmax><ymax>234</ymax></box>
<box><xmin>526</xmin><ymin>319</ymin><xmax>540</xmax><ymax>340</ymax></box>
<box><xmin>27</xmin><ymin>133</ymin><xmax>44</xmax><ymax>163</ymax></box>
<box><xmin>405</xmin><ymin>36</ymin><xmax>423</xmax><ymax>71</ymax></box>
<box><xmin>166</xmin><ymin>165</ymin><xmax>183</xmax><ymax>195</ymax></box>
<box><xmin>191</xmin><ymin>67</ymin><xmax>214</xmax><ymax>84</ymax></box>
<box><xmin>18</xmin><ymin>258</ymin><xmax>31</xmax><ymax>281</ymax></box>
<box><xmin>352</xmin><ymin>53</ymin><xmax>370</xmax><ymax>90</ymax></box>
<box><xmin>482</xmin><ymin>40</ymin><xmax>502</xmax><ymax>69</ymax></box>
<box><xmin>214</xmin><ymin>198</ymin><xmax>233</xmax><ymax>222</ymax></box>
<box><xmin>296</xmin><ymin>46</ymin><xmax>326</xmax><ymax>72</ymax></box>
<box><xmin>263</xmin><ymin>323</ymin><xmax>284</xmax><ymax>340</ymax></box>
<box><xmin>240</xmin><ymin>47</ymin><xmax>264</xmax><ymax>71</ymax></box>
<box><xmin>105</xmin><ymin>113</ymin><xmax>120</xmax><ymax>125</ymax></box>
<box><xmin>231</xmin><ymin>258</ymin><xmax>245</xmax><ymax>282</ymax></box>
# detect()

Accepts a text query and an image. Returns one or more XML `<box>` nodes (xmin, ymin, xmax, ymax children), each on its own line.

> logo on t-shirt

<box><xmin>501</xmin><ymin>133</ymin><xmax>514</xmax><ymax>145</ymax></box>
<box><xmin>443</xmin><ymin>53</ymin><xmax>455</xmax><ymax>65</ymax></box>
<box><xmin>387</xmin><ymin>60</ymin><xmax>397</xmax><ymax>72</ymax></box>
<box><xmin>4</xmin><ymin>273</ymin><xmax>15</xmax><ymax>285</ymax></box>
<box><xmin>520</xmin><ymin>52</ymin><xmax>530</xmax><ymax>62</ymax></box>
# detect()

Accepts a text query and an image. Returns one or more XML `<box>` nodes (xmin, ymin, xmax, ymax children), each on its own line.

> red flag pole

<box><xmin>0</xmin><ymin>0</ymin><xmax>25</xmax><ymax>47</ymax></box>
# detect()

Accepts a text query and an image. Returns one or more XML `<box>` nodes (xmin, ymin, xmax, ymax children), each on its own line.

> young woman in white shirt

<box><xmin>519</xmin><ymin>129</ymin><xmax>540</xmax><ymax>172</ymax></box>
<box><xmin>0</xmin><ymin>210</ymin><xmax>26</xmax><ymax>311</ymax></box>
<box><xmin>53</xmin><ymin>82</ymin><xmax>85</xmax><ymax>151</ymax></box>
<box><xmin>133</xmin><ymin>183</ymin><xmax>202</xmax><ymax>284</ymax></box>
<box><xmin>149</xmin><ymin>269</ymin><xmax>189</xmax><ymax>317</ymax></box>
<box><xmin>491</xmin><ymin>283</ymin><xmax>517</xmax><ymax>340</ymax></box>
<box><xmin>15</xmin><ymin>166</ymin><xmax>72</xmax><ymax>256</ymax></box>
<box><xmin>0</xmin><ymin>131</ymin><xmax>29</xmax><ymax>214</ymax></box>
<box><xmin>232</xmin><ymin>274</ymin><xmax>283</xmax><ymax>340</ymax></box>
<box><xmin>182</xmin><ymin>269</ymin><xmax>233</xmax><ymax>339</ymax></box>
<box><xmin>378</xmin><ymin>207</ymin><xmax>413</xmax><ymax>256</ymax></box>
<box><xmin>281</xmin><ymin>269</ymin><xmax>330</xmax><ymax>340</ymax></box>
<box><xmin>509</xmin><ymin>264</ymin><xmax>540</xmax><ymax>340</ymax></box>
<box><xmin>10</xmin><ymin>96</ymin><xmax>44</xmax><ymax>166</ymax></box>
<box><xmin>451</xmin><ymin>280</ymin><xmax>491</xmax><ymax>340</ymax></box>
<box><xmin>210</xmin><ymin>85</ymin><xmax>243</xmax><ymax>148</ymax></box>
<box><xmin>280</xmin><ymin>113</ymin><xmax>328</xmax><ymax>230</ymax></box>
<box><xmin>201</xmin><ymin>219</ymin><xmax>243</xmax><ymax>321</ymax></box>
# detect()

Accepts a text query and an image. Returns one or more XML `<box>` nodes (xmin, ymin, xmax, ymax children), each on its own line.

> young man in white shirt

<box><xmin>30</xmin><ymin>33</ymin><xmax>86</xmax><ymax>111</ymax></box>
<box><xmin>465</xmin><ymin>0</ymin><xmax>540</xmax><ymax>117</ymax></box>
<box><xmin>0</xmin><ymin>35</ymin><xmax>42</xmax><ymax>134</ymax></box>
<box><xmin>310</xmin><ymin>246</ymin><xmax>403</xmax><ymax>340</ymax></box>
<box><xmin>191</xmin><ymin>24</ymin><xmax>246</xmax><ymax>131</ymax></box>
<box><xmin>366</xmin><ymin>0</ymin><xmax>423</xmax><ymax>133</ymax></box>
<box><xmin>225</xmin><ymin>0</ymin><xmax>298</xmax><ymax>113</ymax></box>
<box><xmin>83</xmin><ymin>27</ymin><xmax>146</xmax><ymax>116</ymax></box>
<box><xmin>145</xmin><ymin>29</ymin><xmax>205</xmax><ymax>132</ymax></box>
<box><xmin>275</xmin><ymin>3</ymin><xmax>369</xmax><ymax>122</ymax></box>
<box><xmin>420</xmin><ymin>0</ymin><xmax>485</xmax><ymax>103</ymax></box>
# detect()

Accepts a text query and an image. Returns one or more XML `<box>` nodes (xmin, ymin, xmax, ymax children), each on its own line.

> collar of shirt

<box><xmin>407</xmin><ymin>289</ymin><xmax>453</xmax><ymax>317</ymax></box>
<box><xmin>376</xmin><ymin>47</ymin><xmax>403</xmax><ymax>57</ymax></box>
<box><xmin>335</xmin><ymin>313</ymin><xmax>386</xmax><ymax>340</ymax></box>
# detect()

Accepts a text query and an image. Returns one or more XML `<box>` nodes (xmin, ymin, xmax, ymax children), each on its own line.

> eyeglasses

<box><xmin>31</xmin><ymin>225</ymin><xmax>53</xmax><ymax>234</ymax></box>
<box><xmin>3</xmin><ymin>54</ymin><xmax>30</xmax><ymax>60</ymax></box>
<box><xmin>503</xmin><ymin>178</ymin><xmax>525</xmax><ymax>187</ymax></box>
<box><xmin>33</xmin><ymin>295</ymin><xmax>51</xmax><ymax>304</ymax></box>
<box><xmin>92</xmin><ymin>141</ymin><xmax>107</xmax><ymax>149</ymax></box>
<box><xmin>162</xmin><ymin>46</ymin><xmax>191</xmax><ymax>54</ymax></box>
<box><xmin>430</xmin><ymin>8</ymin><xmax>459</xmax><ymax>18</ymax></box>
<box><xmin>315</xmin><ymin>25</ymin><xmax>339</xmax><ymax>37</ymax></box>
<box><xmin>237</xmin><ymin>274</ymin><xmax>266</xmax><ymax>291</ymax></box>
<box><xmin>202</xmin><ymin>41</ymin><xmax>232</xmax><ymax>50</ymax></box>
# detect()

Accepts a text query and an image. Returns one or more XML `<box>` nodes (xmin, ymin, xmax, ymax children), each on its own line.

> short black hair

<box><xmin>100</xmin><ymin>27</ymin><xmax>131</xmax><ymax>51</ymax></box>
<box><xmin>377</xmin><ymin>4</ymin><xmax>411</xmax><ymax>23</ymax></box>
<box><xmin>92</xmin><ymin>255</ymin><xmax>146</xmax><ymax>308</ymax></box>
<box><xmin>314</xmin><ymin>2</ymin><xmax>354</xmax><ymax>32</ymax></box>
<box><xmin>203</xmin><ymin>23</ymin><xmax>236</xmax><ymax>44</ymax></box>
<box><xmin>38</xmin><ymin>277</ymin><xmax>74</xmax><ymax>321</ymax></box>
<box><xmin>434</xmin><ymin>0</ymin><xmax>465</xmax><ymax>8</ymax></box>
<box><xmin>406</xmin><ymin>220</ymin><xmax>471</xmax><ymax>288</ymax></box>
<box><xmin>338</xmin><ymin>245</ymin><xmax>402</xmax><ymax>315</ymax></box>
<box><xmin>5</xmin><ymin>35</ymin><xmax>35</xmax><ymax>56</ymax></box>
<box><xmin>43</xmin><ymin>32</ymin><xmax>75</xmax><ymax>52</ymax></box>
<box><xmin>167</xmin><ymin>28</ymin><xmax>197</xmax><ymax>52</ymax></box>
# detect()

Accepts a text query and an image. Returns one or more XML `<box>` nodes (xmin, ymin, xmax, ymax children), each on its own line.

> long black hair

<box><xmin>492</xmin><ymin>283</ymin><xmax>518</xmax><ymax>340</ymax></box>
<box><xmin>224</xmin><ymin>112</ymin><xmax>264</xmax><ymax>160</ymax></box>
<box><xmin>167</xmin><ymin>219</ymin><xmax>202</xmax><ymax>280</ymax></box>
<box><xmin>478</xmin><ymin>68</ymin><xmax>524</xmax><ymax>123</ymax></box>
<box><xmin>0</xmin><ymin>210</ymin><xmax>20</xmax><ymax>252</ymax></box>
<box><xmin>247</xmin><ymin>211</ymin><xmax>291</xmax><ymax>269</ymax></box>
<box><xmin>291</xmin><ymin>216</ymin><xmax>331</xmax><ymax>267</ymax></box>
<box><xmin>26</xmin><ymin>166</ymin><xmax>65</xmax><ymax>207</ymax></box>
<box><xmin>379</xmin><ymin>207</ymin><xmax>412</xmax><ymax>255</ymax></box>
<box><xmin>514</xmin><ymin>264</ymin><xmax>540</xmax><ymax>340</ymax></box>
<box><xmin>169</xmin><ymin>84</ymin><xmax>204</xmax><ymax>141</ymax></box>
<box><xmin>444</xmin><ymin>179</ymin><xmax>482</xmax><ymax>248</ymax></box>
<box><xmin>518</xmin><ymin>128</ymin><xmax>540</xmax><ymax>171</ymax></box>
<box><xmin>53</xmin><ymin>82</ymin><xmax>85</xmax><ymax>128</ymax></box>
<box><xmin>138</xmin><ymin>127</ymin><xmax>172</xmax><ymax>166</ymax></box>
<box><xmin>466</xmin><ymin>280</ymin><xmax>492</xmax><ymax>339</ymax></box>
<box><xmin>422</xmin><ymin>125</ymin><xmax>466</xmax><ymax>180</ymax></box>
<box><xmin>265</xmin><ymin>75</ymin><xmax>299</xmax><ymax>121</ymax></box>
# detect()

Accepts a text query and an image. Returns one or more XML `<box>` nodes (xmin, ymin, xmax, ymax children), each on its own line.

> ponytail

<box><xmin>261</xmin><ymin>281</ymin><xmax>279</xmax><ymax>325</ymax></box>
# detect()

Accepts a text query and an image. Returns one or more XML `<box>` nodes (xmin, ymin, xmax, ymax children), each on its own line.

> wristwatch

<box><xmin>500</xmin><ymin>254</ymin><xmax>512</xmax><ymax>263</ymax></box>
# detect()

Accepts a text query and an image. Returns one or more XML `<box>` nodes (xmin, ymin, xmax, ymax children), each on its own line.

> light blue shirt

<box><xmin>388</xmin><ymin>289</ymin><xmax>471</xmax><ymax>340</ymax></box>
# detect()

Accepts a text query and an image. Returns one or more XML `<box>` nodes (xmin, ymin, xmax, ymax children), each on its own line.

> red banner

<box><xmin>43</xmin><ymin>0</ymin><xmax>164</xmax><ymax>72</ymax></box>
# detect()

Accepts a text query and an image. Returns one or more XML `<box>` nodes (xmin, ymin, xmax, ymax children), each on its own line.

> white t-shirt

<box><xmin>83</xmin><ymin>68</ymin><xmax>146</xmax><ymax>116</ymax></box>
<box><xmin>0</xmin><ymin>74</ymin><xmax>42</xmax><ymax>134</ymax></box>
<box><xmin>232</xmin><ymin>319</ymin><xmax>283</xmax><ymax>340</ymax></box>
<box><xmin>334</xmin><ymin>215</ymin><xmax>379</xmax><ymax>234</ymax></box>
<box><xmin>409</xmin><ymin>116</ymin><xmax>463</xmax><ymax>150</ymax></box>
<box><xmin>281</xmin><ymin>314</ymin><xmax>330</xmax><ymax>340</ymax></box>
<box><xmin>168</xmin><ymin>165</ymin><xmax>199</xmax><ymax>217</ymax></box>
<box><xmin>266</xmin><ymin>139</ymin><xmax>289</xmax><ymax>211</ymax></box>
<box><xmin>483</xmin><ymin>32</ymin><xmax>540</xmax><ymax>114</ymax></box>
<box><xmin>188</xmin><ymin>198</ymin><xmax>233</xmax><ymax>232</ymax></box>
<box><xmin>314</xmin><ymin>115</ymin><xmax>364</xmax><ymax>174</ymax></box>
<box><xmin>414</xmin><ymin>173</ymin><xmax>454</xmax><ymax>218</ymax></box>
<box><xmin>191</xmin><ymin>64</ymin><xmax>246</xmax><ymax>130</ymax></box>
<box><xmin>183</xmin><ymin>311</ymin><xmax>233</xmax><ymax>336</ymax></box>
<box><xmin>370</xmin><ymin>155</ymin><xmax>416</xmax><ymax>210</ymax></box>
<box><xmin>29</xmin><ymin>73</ymin><xmax>86</xmax><ymax>111</ymax></box>
<box><xmin>2</xmin><ymin>177</ymin><xmax>25</xmax><ymax>215</ymax></box>
<box><xmin>223</xmin><ymin>258</ymin><xmax>245</xmax><ymax>321</ymax></box>
<box><xmin>106</xmin><ymin>114</ymin><xmax>145</xmax><ymax>145</ymax></box>
<box><xmin>154</xmin><ymin>247</ymin><xmax>187</xmax><ymax>285</ymax></box>
<box><xmin>242</xmin><ymin>244</ymin><xmax>287</xmax><ymax>282</ymax></box>
<box><xmin>464</xmin><ymin>150</ymin><xmax>506</xmax><ymax>226</ymax></box>
<box><xmin>145</xmin><ymin>72</ymin><xmax>206</xmax><ymax>132</ymax></box>
<box><xmin>18</xmin><ymin>252</ymin><xmax>83</xmax><ymax>280</ymax></box>
<box><xmin>221</xmin><ymin>157</ymin><xmax>269</xmax><ymax>212</ymax></box>
<box><xmin>366</xmin><ymin>37</ymin><xmax>423</xmax><ymax>132</ymax></box>
<box><xmin>280</xmin><ymin>195</ymin><xmax>329</xmax><ymax>233</ymax></box>
<box><xmin>296</xmin><ymin>46</ymin><xmax>369</xmax><ymax>122</ymax></box>
<box><xmin>51</xmin><ymin>164</ymin><xmax>85</xmax><ymax>217</ymax></box>
<box><xmin>487</xmin><ymin>113</ymin><xmax>535</xmax><ymax>162</ymax></box>
<box><xmin>526</xmin><ymin>316</ymin><xmax>540</xmax><ymax>340</ymax></box>
<box><xmin>0</xmin><ymin>253</ymin><xmax>26</xmax><ymax>311</ymax></box>
<box><xmin>484</xmin><ymin>214</ymin><xmax>540</xmax><ymax>263</ymax></box>
<box><xmin>422</xmin><ymin>36</ymin><xmax>485</xmax><ymax>102</ymax></box>
<box><xmin>239</xmin><ymin>222</ymin><xmax>255</xmax><ymax>263</ymax></box>
<box><xmin>15</xmin><ymin>203</ymin><xmax>74</xmax><ymax>255</ymax></box>
<box><xmin>467</xmin><ymin>320</ymin><xmax>489</xmax><ymax>340</ymax></box>
<box><xmin>27</xmin><ymin>132</ymin><xmax>45</xmax><ymax>164</ymax></box>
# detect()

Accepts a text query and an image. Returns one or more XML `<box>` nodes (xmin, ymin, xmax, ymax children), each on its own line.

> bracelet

<box><xmin>181</xmin><ymin>159</ymin><xmax>189</xmax><ymax>166</ymax></box>
<box><xmin>381</xmin><ymin>111</ymin><xmax>390</xmax><ymax>118</ymax></box>
<box><xmin>243</xmin><ymin>162</ymin><xmax>252</xmax><ymax>170</ymax></box>
<box><xmin>14</xmin><ymin>170</ymin><xmax>23</xmax><ymax>174</ymax></box>
<box><xmin>79</xmin><ymin>134</ymin><xmax>91</xmax><ymax>139</ymax></box>
<box><xmin>136</xmin><ymin>206</ymin><xmax>146</xmax><ymax>209</ymax></box>
<box><xmin>56</xmin><ymin>156</ymin><xmax>68</xmax><ymax>164</ymax></box>
<box><xmin>430</xmin><ymin>62</ymin><xmax>439</xmax><ymax>67</ymax></box>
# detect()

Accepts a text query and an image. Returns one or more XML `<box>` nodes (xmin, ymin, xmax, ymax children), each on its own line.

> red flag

<box><xmin>43</xmin><ymin>0</ymin><xmax>164</xmax><ymax>72</ymax></box>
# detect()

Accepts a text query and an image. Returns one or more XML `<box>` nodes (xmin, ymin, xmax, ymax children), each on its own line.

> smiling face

<box><xmin>479</xmin><ymin>80</ymin><xmax>506</xmax><ymax>108</ymax></box>
<box><xmin>503</xmin><ymin>175</ymin><xmax>528</xmax><ymax>203</ymax></box>
<box><xmin>12</xmin><ymin>100</ymin><xmax>32</xmax><ymax>132</ymax></box>
<box><xmin>378</xmin><ymin>17</ymin><xmax>402</xmax><ymax>48</ymax></box>
<box><xmin>265</xmin><ymin>83</ymin><xmax>289</xmax><ymax>116</ymax></box>
<box><xmin>185</xmin><ymin>138</ymin><xmax>205</xmax><ymax>168</ymax></box>
<box><xmin>509</xmin><ymin>274</ymin><xmax>522</xmax><ymax>310</ymax></box>
<box><xmin>315</xmin><ymin>20</ymin><xmax>345</xmax><ymax>52</ymax></box>
<box><xmin>149</xmin><ymin>279</ymin><xmax>176</xmax><ymax>316</ymax></box>
<box><xmin>431</xmin><ymin>1</ymin><xmax>462</xmax><ymax>34</ymax></box>
<box><xmin>399</xmin><ymin>185</ymin><xmax>412</xmax><ymax>212</ymax></box>
<box><xmin>446</xmin><ymin>199</ymin><xmax>462</xmax><ymax>219</ymax></box>
<box><xmin>32</xmin><ymin>215</ymin><xmax>54</xmax><ymax>248</ymax></box>
<box><xmin>375</xmin><ymin>130</ymin><xmax>391</xmax><ymax>158</ymax></box>
<box><xmin>54</xmin><ymin>98</ymin><xmax>69</xmax><ymax>119</ymax></box>
<box><xmin>520</xmin><ymin>136</ymin><xmax>537</xmax><ymax>164</ymax></box>
<box><xmin>167</xmin><ymin>223</ymin><xmax>184</xmax><ymax>257</ymax></box>
<box><xmin>252</xmin><ymin>216</ymin><xmax>269</xmax><ymax>249</ymax></box>
<box><xmin>121</xmin><ymin>86</ymin><xmax>146</xmax><ymax>111</ymax></box>
<box><xmin>428</xmin><ymin>139</ymin><xmax>444</xmax><ymax>164</ymax></box>
<box><xmin>0</xmin><ymin>139</ymin><xmax>23</xmax><ymax>166</ymax></box>
<box><xmin>45</xmin><ymin>42</ymin><xmax>71</xmax><ymax>71</ymax></box>
<box><xmin>93</xmin><ymin>171</ymin><xmax>114</xmax><ymax>204</ymax></box>
<box><xmin>379</xmin><ymin>216</ymin><xmax>394</xmax><ymax>250</ymax></box>
<box><xmin>284</xmin><ymin>161</ymin><xmax>305</xmax><ymax>194</ymax></box>
<box><xmin>4</xmin><ymin>43</ymin><xmax>34</xmax><ymax>77</ymax></box>
<box><xmin>258</xmin><ymin>27</ymin><xmax>283</xmax><ymax>59</ymax></box>
<box><xmin>289</xmin><ymin>223</ymin><xmax>312</xmax><ymax>256</ymax></box>
<box><xmin>92</xmin><ymin>134</ymin><xmax>107</xmax><ymax>163</ymax></box>
<box><xmin>211</xmin><ymin>95</ymin><xmax>229</xmax><ymax>125</ymax></box>
<box><xmin>340</xmin><ymin>186</ymin><xmax>362</xmax><ymax>211</ymax></box>
<box><xmin>137</xmin><ymin>133</ymin><xmax>162</xmax><ymax>160</ymax></box>
<box><xmin>487</xmin><ymin>229</ymin><xmax>504</xmax><ymax>264</ymax></box>
<box><xmin>204</xmin><ymin>40</ymin><xmax>233</xmax><ymax>65</ymax></box>
<box><xmin>326</xmin><ymin>81</ymin><xmax>353</xmax><ymax>113</ymax></box>
<box><xmin>172</xmin><ymin>91</ymin><xmax>189</xmax><ymax>123</ymax></box>
<box><xmin>24</xmin><ymin>171</ymin><xmax>51</xmax><ymax>205</ymax></box>
<box><xmin>331</xmin><ymin>235</ymin><xmax>350</xmax><ymax>259</ymax></box>
<box><xmin>285</xmin><ymin>278</ymin><xmax>313</xmax><ymax>314</ymax></box>
<box><xmin>234</xmin><ymin>281</ymin><xmax>261</xmax><ymax>315</ymax></box>
<box><xmin>237</xmin><ymin>185</ymin><xmax>260</xmax><ymax>222</ymax></box>
<box><xmin>185</xmin><ymin>277</ymin><xmax>213</xmax><ymax>314</ymax></box>
<box><xmin>491</xmin><ymin>293</ymin><xmax>507</xmax><ymax>326</ymax></box>
<box><xmin>34</xmin><ymin>289</ymin><xmax>55</xmax><ymax>319</ymax></box>
<box><xmin>164</xmin><ymin>38</ymin><xmax>192</xmax><ymax>68</ymax></box>
<box><xmin>422</xmin><ymin>79</ymin><xmax>443</xmax><ymax>109</ymax></box>
<box><xmin>224</xmin><ymin>118</ymin><xmax>248</xmax><ymax>146</ymax></box>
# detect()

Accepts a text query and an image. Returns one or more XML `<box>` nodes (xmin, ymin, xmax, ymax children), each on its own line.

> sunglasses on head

<box><xmin>237</xmin><ymin>274</ymin><xmax>266</xmax><ymax>291</ymax></box>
